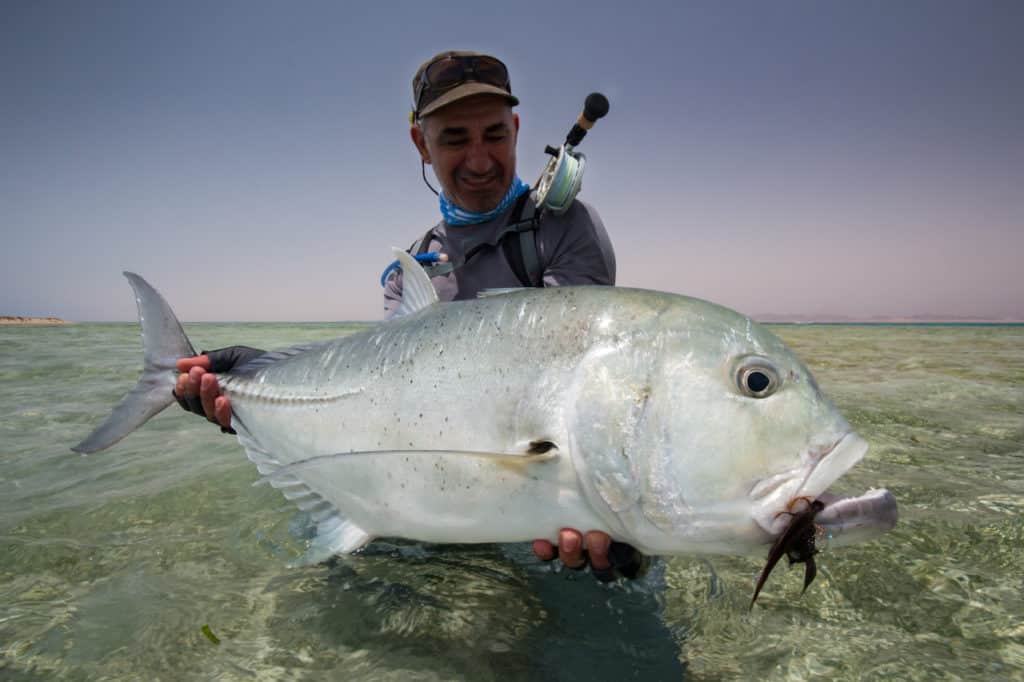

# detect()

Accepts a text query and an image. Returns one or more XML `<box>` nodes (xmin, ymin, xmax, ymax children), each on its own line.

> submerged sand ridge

<box><xmin>0</xmin><ymin>316</ymin><xmax>72</xmax><ymax>325</ymax></box>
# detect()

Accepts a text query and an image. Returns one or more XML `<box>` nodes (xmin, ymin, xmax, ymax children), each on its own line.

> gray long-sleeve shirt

<box><xmin>383</xmin><ymin>198</ymin><xmax>615</xmax><ymax>316</ymax></box>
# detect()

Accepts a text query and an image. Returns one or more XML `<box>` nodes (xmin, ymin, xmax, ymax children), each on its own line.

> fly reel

<box><xmin>533</xmin><ymin>92</ymin><xmax>609</xmax><ymax>214</ymax></box>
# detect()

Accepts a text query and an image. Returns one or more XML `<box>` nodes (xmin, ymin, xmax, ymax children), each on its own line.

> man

<box><xmin>175</xmin><ymin>51</ymin><xmax>641</xmax><ymax>581</ymax></box>
<box><xmin>383</xmin><ymin>51</ymin><xmax>616</xmax><ymax>315</ymax></box>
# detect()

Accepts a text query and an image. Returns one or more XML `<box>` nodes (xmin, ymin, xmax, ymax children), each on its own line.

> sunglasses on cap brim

<box><xmin>414</xmin><ymin>55</ymin><xmax>511</xmax><ymax>117</ymax></box>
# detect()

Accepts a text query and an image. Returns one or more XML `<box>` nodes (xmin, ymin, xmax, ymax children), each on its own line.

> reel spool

<box><xmin>534</xmin><ymin>146</ymin><xmax>587</xmax><ymax>214</ymax></box>
<box><xmin>533</xmin><ymin>93</ymin><xmax>610</xmax><ymax>214</ymax></box>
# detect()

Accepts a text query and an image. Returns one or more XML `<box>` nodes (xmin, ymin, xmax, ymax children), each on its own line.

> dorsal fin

<box><xmin>477</xmin><ymin>287</ymin><xmax>528</xmax><ymax>299</ymax></box>
<box><xmin>390</xmin><ymin>247</ymin><xmax>439</xmax><ymax>318</ymax></box>
<box><xmin>223</xmin><ymin>341</ymin><xmax>327</xmax><ymax>378</ymax></box>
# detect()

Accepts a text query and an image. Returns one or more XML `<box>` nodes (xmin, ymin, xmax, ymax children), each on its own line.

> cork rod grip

<box><xmin>565</xmin><ymin>93</ymin><xmax>610</xmax><ymax>147</ymax></box>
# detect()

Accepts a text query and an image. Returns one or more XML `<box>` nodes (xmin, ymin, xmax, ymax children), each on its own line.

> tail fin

<box><xmin>72</xmin><ymin>272</ymin><xmax>196</xmax><ymax>454</ymax></box>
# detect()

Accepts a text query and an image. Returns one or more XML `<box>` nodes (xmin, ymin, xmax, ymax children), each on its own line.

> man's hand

<box><xmin>173</xmin><ymin>346</ymin><xmax>265</xmax><ymax>432</ymax></box>
<box><xmin>174</xmin><ymin>356</ymin><xmax>233</xmax><ymax>429</ymax></box>
<box><xmin>532</xmin><ymin>530</ymin><xmax>648</xmax><ymax>582</ymax></box>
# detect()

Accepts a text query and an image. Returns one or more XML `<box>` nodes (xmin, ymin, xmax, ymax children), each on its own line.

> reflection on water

<box><xmin>1</xmin><ymin>322</ymin><xmax>1022</xmax><ymax>679</ymax></box>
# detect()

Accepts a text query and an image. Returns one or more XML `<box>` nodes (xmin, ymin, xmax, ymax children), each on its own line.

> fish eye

<box><xmin>735</xmin><ymin>360</ymin><xmax>780</xmax><ymax>398</ymax></box>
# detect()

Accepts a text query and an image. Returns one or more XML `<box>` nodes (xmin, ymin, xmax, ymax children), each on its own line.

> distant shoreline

<box><xmin>755</xmin><ymin>315</ymin><xmax>1024</xmax><ymax>324</ymax></box>
<box><xmin>0</xmin><ymin>316</ymin><xmax>72</xmax><ymax>325</ymax></box>
<box><xmin>763</xmin><ymin>320</ymin><xmax>1024</xmax><ymax>325</ymax></box>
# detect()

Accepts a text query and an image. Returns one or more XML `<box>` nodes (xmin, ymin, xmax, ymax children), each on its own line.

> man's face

<box><xmin>411</xmin><ymin>95</ymin><xmax>519</xmax><ymax>213</ymax></box>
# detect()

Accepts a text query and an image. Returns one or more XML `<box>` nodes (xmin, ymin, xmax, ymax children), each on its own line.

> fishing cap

<box><xmin>411</xmin><ymin>50</ymin><xmax>519</xmax><ymax>120</ymax></box>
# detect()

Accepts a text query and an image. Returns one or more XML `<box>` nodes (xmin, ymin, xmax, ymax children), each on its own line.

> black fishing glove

<box><xmin>204</xmin><ymin>345</ymin><xmax>266</xmax><ymax>373</ymax></box>
<box><xmin>592</xmin><ymin>542</ymin><xmax>650</xmax><ymax>583</ymax></box>
<box><xmin>175</xmin><ymin>345</ymin><xmax>265</xmax><ymax>432</ymax></box>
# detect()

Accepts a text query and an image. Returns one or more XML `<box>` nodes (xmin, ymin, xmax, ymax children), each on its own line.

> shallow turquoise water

<box><xmin>1</xmin><ymin>321</ymin><xmax>1022</xmax><ymax>680</ymax></box>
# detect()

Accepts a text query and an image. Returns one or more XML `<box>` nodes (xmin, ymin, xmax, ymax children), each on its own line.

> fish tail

<box><xmin>72</xmin><ymin>272</ymin><xmax>196</xmax><ymax>454</ymax></box>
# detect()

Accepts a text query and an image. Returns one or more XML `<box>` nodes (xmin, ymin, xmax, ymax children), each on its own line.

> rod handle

<box><xmin>566</xmin><ymin>92</ymin><xmax>610</xmax><ymax>147</ymax></box>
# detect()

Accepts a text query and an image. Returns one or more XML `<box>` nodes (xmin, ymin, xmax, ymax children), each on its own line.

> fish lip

<box><xmin>814</xmin><ymin>488</ymin><xmax>899</xmax><ymax>546</ymax></box>
<box><xmin>751</xmin><ymin>431</ymin><xmax>871</xmax><ymax>537</ymax></box>
<box><xmin>795</xmin><ymin>431</ymin><xmax>870</xmax><ymax>502</ymax></box>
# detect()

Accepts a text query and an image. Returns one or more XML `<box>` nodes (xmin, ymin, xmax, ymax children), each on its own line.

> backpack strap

<box><xmin>394</xmin><ymin>195</ymin><xmax>543</xmax><ymax>289</ymax></box>
<box><xmin>500</xmin><ymin>193</ymin><xmax>544</xmax><ymax>288</ymax></box>
<box><xmin>410</xmin><ymin>225</ymin><xmax>455</xmax><ymax>277</ymax></box>
<box><xmin>411</xmin><ymin>230</ymin><xmax>433</xmax><ymax>256</ymax></box>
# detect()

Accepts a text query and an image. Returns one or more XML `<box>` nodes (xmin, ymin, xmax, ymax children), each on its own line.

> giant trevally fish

<box><xmin>75</xmin><ymin>250</ymin><xmax>897</xmax><ymax>602</ymax></box>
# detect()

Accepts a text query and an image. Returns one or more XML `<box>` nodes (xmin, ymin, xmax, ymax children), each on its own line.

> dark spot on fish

<box><xmin>750</xmin><ymin>498</ymin><xmax>825</xmax><ymax>609</ymax></box>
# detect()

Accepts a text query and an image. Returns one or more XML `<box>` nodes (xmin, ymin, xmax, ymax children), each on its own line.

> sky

<box><xmin>2</xmin><ymin>0</ymin><xmax>1022</xmax><ymax>322</ymax></box>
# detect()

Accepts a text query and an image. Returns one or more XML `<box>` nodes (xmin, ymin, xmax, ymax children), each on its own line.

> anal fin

<box><xmin>298</xmin><ymin>516</ymin><xmax>372</xmax><ymax>566</ymax></box>
<box><xmin>233</xmin><ymin>418</ymin><xmax>373</xmax><ymax>564</ymax></box>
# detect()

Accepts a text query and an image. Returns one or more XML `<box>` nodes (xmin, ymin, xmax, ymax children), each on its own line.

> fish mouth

<box><xmin>750</xmin><ymin>432</ymin><xmax>898</xmax><ymax>543</ymax></box>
